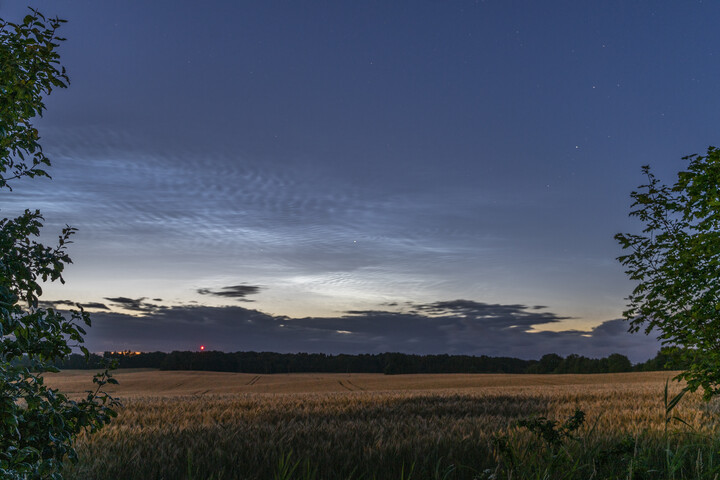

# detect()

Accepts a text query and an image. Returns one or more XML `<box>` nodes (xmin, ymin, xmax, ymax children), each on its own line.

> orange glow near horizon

<box><xmin>200</xmin><ymin>345</ymin><xmax>205</xmax><ymax>351</ymax></box>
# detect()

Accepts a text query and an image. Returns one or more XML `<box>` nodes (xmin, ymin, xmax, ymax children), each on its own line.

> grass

<box><xmin>42</xmin><ymin>370</ymin><xmax>720</xmax><ymax>479</ymax></box>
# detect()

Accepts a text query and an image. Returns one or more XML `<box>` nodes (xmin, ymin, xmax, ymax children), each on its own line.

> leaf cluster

<box><xmin>0</xmin><ymin>9</ymin><xmax>68</xmax><ymax>190</ymax></box>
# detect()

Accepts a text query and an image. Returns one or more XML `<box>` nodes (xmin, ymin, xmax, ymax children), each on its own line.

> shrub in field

<box><xmin>0</xmin><ymin>8</ymin><xmax>117</xmax><ymax>478</ymax></box>
<box><xmin>516</xmin><ymin>408</ymin><xmax>586</xmax><ymax>453</ymax></box>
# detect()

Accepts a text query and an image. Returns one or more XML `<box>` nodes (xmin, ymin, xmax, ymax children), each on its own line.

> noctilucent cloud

<box><xmin>3</xmin><ymin>1</ymin><xmax>719</xmax><ymax>361</ymax></box>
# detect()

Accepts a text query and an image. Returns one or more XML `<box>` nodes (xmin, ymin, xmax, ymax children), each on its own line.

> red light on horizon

<box><xmin>200</xmin><ymin>345</ymin><xmax>205</xmax><ymax>351</ymax></box>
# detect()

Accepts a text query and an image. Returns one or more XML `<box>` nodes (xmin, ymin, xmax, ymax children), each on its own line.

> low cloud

<box><xmin>40</xmin><ymin>299</ymin><xmax>77</xmax><ymax>309</ymax></box>
<box><xmin>103</xmin><ymin>297</ymin><xmax>163</xmax><ymax>314</ymax></box>
<box><xmin>79</xmin><ymin>300</ymin><xmax>661</xmax><ymax>363</ymax></box>
<box><xmin>82</xmin><ymin>302</ymin><xmax>110</xmax><ymax>310</ymax></box>
<box><xmin>197</xmin><ymin>284</ymin><xmax>263</xmax><ymax>302</ymax></box>
<box><xmin>40</xmin><ymin>300</ymin><xmax>110</xmax><ymax>310</ymax></box>
<box><xmin>409</xmin><ymin>300</ymin><xmax>570</xmax><ymax>329</ymax></box>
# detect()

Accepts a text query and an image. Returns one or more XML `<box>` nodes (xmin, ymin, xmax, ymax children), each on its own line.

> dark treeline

<box><xmin>51</xmin><ymin>347</ymin><xmax>688</xmax><ymax>375</ymax></box>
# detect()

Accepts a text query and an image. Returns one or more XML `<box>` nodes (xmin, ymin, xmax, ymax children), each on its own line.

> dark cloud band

<box><xmin>79</xmin><ymin>300</ymin><xmax>660</xmax><ymax>363</ymax></box>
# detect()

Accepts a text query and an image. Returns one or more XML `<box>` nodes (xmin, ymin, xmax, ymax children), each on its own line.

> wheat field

<box><xmin>44</xmin><ymin>370</ymin><xmax>720</xmax><ymax>479</ymax></box>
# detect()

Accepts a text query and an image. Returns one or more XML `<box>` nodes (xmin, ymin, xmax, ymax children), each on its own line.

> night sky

<box><xmin>3</xmin><ymin>1</ymin><xmax>719</xmax><ymax>362</ymax></box>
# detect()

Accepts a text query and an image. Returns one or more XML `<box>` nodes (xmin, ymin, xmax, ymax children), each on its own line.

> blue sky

<box><xmin>3</xmin><ymin>1</ymin><xmax>719</xmax><ymax>360</ymax></box>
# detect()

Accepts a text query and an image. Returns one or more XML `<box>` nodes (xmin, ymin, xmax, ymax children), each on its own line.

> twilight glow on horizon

<box><xmin>2</xmin><ymin>1</ymin><xmax>719</xmax><ymax>362</ymax></box>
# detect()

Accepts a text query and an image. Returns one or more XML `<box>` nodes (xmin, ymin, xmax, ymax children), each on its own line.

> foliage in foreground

<box><xmin>616</xmin><ymin>147</ymin><xmax>720</xmax><ymax>399</ymax></box>
<box><xmin>0</xmin><ymin>9</ymin><xmax>117</xmax><ymax>478</ymax></box>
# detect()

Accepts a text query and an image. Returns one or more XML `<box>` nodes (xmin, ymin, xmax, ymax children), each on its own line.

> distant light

<box><xmin>200</xmin><ymin>345</ymin><xmax>205</xmax><ymax>351</ymax></box>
